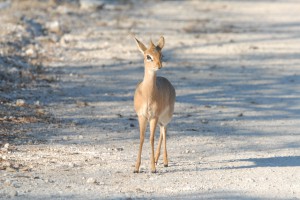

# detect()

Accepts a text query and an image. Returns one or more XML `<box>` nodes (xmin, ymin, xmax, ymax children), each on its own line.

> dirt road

<box><xmin>1</xmin><ymin>0</ymin><xmax>300</xmax><ymax>199</ymax></box>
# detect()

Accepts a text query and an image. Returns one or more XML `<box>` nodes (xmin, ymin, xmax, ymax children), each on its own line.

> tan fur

<box><xmin>133</xmin><ymin>36</ymin><xmax>176</xmax><ymax>173</ymax></box>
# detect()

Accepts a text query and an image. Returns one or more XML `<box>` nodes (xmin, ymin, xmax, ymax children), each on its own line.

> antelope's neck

<box><xmin>142</xmin><ymin>69</ymin><xmax>157</xmax><ymax>98</ymax></box>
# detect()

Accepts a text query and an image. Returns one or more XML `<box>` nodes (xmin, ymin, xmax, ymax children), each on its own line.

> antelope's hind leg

<box><xmin>162</xmin><ymin>126</ymin><xmax>168</xmax><ymax>167</ymax></box>
<box><xmin>155</xmin><ymin>127</ymin><xmax>163</xmax><ymax>165</ymax></box>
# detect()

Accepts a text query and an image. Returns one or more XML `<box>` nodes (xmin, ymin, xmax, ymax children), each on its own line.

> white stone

<box><xmin>80</xmin><ymin>0</ymin><xmax>104</xmax><ymax>10</ymax></box>
<box><xmin>86</xmin><ymin>177</ymin><xmax>96</xmax><ymax>184</ymax></box>
<box><xmin>3</xmin><ymin>143</ymin><xmax>9</xmax><ymax>149</ymax></box>
<box><xmin>16</xmin><ymin>99</ymin><xmax>26</xmax><ymax>107</ymax></box>
<box><xmin>45</xmin><ymin>21</ymin><xmax>60</xmax><ymax>33</ymax></box>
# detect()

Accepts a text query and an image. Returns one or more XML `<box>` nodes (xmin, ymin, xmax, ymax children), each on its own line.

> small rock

<box><xmin>12</xmin><ymin>182</ymin><xmax>21</xmax><ymax>188</ymax></box>
<box><xmin>25</xmin><ymin>48</ymin><xmax>36</xmax><ymax>57</ymax></box>
<box><xmin>250</xmin><ymin>101</ymin><xmax>258</xmax><ymax>104</ymax></box>
<box><xmin>76</xmin><ymin>101</ymin><xmax>88</xmax><ymax>107</ymax></box>
<box><xmin>36</xmin><ymin>109</ymin><xmax>45</xmax><ymax>115</ymax></box>
<box><xmin>80</xmin><ymin>0</ymin><xmax>105</xmax><ymax>10</ymax></box>
<box><xmin>8</xmin><ymin>67</ymin><xmax>18</xmax><ymax>73</ymax></box>
<box><xmin>72</xmin><ymin>119</ymin><xmax>81</xmax><ymax>125</ymax></box>
<box><xmin>249</xmin><ymin>45</ymin><xmax>259</xmax><ymax>50</ymax></box>
<box><xmin>116</xmin><ymin>147</ymin><xmax>124</xmax><ymax>151</ymax></box>
<box><xmin>45</xmin><ymin>21</ymin><xmax>61</xmax><ymax>33</ymax></box>
<box><xmin>34</xmin><ymin>101</ymin><xmax>40</xmax><ymax>106</ymax></box>
<box><xmin>248</xmin><ymin>178</ymin><xmax>255</xmax><ymax>182</ymax></box>
<box><xmin>63</xmin><ymin>136</ymin><xmax>69</xmax><ymax>141</ymax></box>
<box><xmin>27</xmin><ymin>140</ymin><xmax>33</xmax><ymax>145</ymax></box>
<box><xmin>16</xmin><ymin>99</ymin><xmax>26</xmax><ymax>107</ymax></box>
<box><xmin>8</xmin><ymin>116</ymin><xmax>14</xmax><ymax>120</ymax></box>
<box><xmin>86</xmin><ymin>177</ymin><xmax>96</xmax><ymax>184</ymax></box>
<box><xmin>44</xmin><ymin>179</ymin><xmax>54</xmax><ymax>183</ymax></box>
<box><xmin>130</xmin><ymin>123</ymin><xmax>135</xmax><ymax>127</ymax></box>
<box><xmin>238</xmin><ymin>113</ymin><xmax>243</xmax><ymax>117</ymax></box>
<box><xmin>185</xmin><ymin>149</ymin><xmax>190</xmax><ymax>154</ymax></box>
<box><xmin>12</xmin><ymin>163</ymin><xmax>20</xmax><ymax>169</ymax></box>
<box><xmin>3</xmin><ymin>143</ymin><xmax>9</xmax><ymax>149</ymax></box>
<box><xmin>78</xmin><ymin>135</ymin><xmax>84</xmax><ymax>139</ymax></box>
<box><xmin>68</xmin><ymin>163</ymin><xmax>76</xmax><ymax>168</ymax></box>
<box><xmin>136</xmin><ymin>188</ymin><xmax>144</xmax><ymax>193</ymax></box>
<box><xmin>201</xmin><ymin>119</ymin><xmax>209</xmax><ymax>124</ymax></box>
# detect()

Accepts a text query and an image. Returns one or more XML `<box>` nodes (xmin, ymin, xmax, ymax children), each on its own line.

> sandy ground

<box><xmin>1</xmin><ymin>0</ymin><xmax>300</xmax><ymax>199</ymax></box>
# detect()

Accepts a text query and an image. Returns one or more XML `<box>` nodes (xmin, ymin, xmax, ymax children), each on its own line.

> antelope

<box><xmin>132</xmin><ymin>35</ymin><xmax>176</xmax><ymax>173</ymax></box>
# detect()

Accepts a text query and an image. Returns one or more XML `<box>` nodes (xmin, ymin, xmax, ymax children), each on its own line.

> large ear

<box><xmin>133</xmin><ymin>36</ymin><xmax>147</xmax><ymax>54</ymax></box>
<box><xmin>156</xmin><ymin>36</ymin><xmax>165</xmax><ymax>51</ymax></box>
<box><xmin>149</xmin><ymin>39</ymin><xmax>155</xmax><ymax>48</ymax></box>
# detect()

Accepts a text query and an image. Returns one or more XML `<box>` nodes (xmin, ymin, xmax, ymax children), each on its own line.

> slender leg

<box><xmin>155</xmin><ymin>127</ymin><xmax>163</xmax><ymax>165</ymax></box>
<box><xmin>149</xmin><ymin>118</ymin><xmax>158</xmax><ymax>173</ymax></box>
<box><xmin>162</xmin><ymin>126</ymin><xmax>168</xmax><ymax>167</ymax></box>
<box><xmin>134</xmin><ymin>115</ymin><xmax>147</xmax><ymax>173</ymax></box>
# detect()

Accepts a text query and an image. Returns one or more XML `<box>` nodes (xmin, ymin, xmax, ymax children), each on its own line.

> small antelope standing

<box><xmin>132</xmin><ymin>35</ymin><xmax>176</xmax><ymax>173</ymax></box>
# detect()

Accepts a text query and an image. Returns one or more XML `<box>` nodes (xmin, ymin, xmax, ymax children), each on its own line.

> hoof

<box><xmin>151</xmin><ymin>169</ymin><xmax>157</xmax><ymax>173</ymax></box>
<box><xmin>133</xmin><ymin>170</ymin><xmax>139</xmax><ymax>173</ymax></box>
<box><xmin>164</xmin><ymin>164</ymin><xmax>168</xmax><ymax>167</ymax></box>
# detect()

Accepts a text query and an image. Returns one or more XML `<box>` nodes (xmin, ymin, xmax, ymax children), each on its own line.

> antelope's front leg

<box><xmin>134</xmin><ymin>115</ymin><xmax>147</xmax><ymax>173</ymax></box>
<box><xmin>149</xmin><ymin>118</ymin><xmax>158</xmax><ymax>173</ymax></box>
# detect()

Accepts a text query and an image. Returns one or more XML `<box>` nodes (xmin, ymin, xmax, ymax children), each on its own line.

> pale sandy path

<box><xmin>1</xmin><ymin>0</ymin><xmax>300</xmax><ymax>199</ymax></box>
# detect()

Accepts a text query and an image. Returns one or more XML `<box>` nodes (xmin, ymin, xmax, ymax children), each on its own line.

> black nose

<box><xmin>158</xmin><ymin>63</ymin><xmax>162</xmax><ymax>69</ymax></box>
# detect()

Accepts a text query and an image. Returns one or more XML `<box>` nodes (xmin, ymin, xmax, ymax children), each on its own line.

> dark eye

<box><xmin>146</xmin><ymin>55</ymin><xmax>153</xmax><ymax>61</ymax></box>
